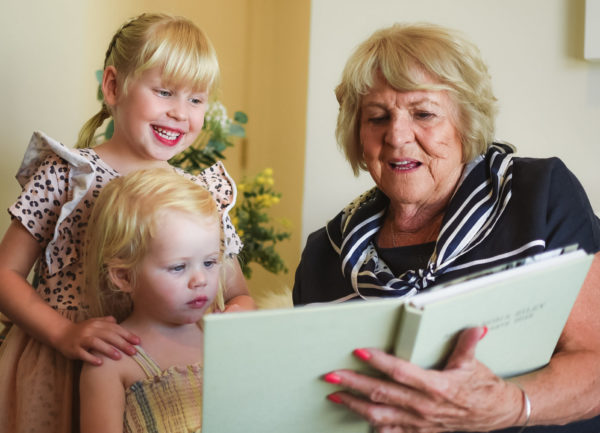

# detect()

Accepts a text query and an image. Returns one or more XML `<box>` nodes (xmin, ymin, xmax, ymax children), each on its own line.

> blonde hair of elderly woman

<box><xmin>83</xmin><ymin>168</ymin><xmax>226</xmax><ymax>323</ymax></box>
<box><xmin>77</xmin><ymin>12</ymin><xmax>220</xmax><ymax>149</ymax></box>
<box><xmin>335</xmin><ymin>22</ymin><xmax>498</xmax><ymax>175</ymax></box>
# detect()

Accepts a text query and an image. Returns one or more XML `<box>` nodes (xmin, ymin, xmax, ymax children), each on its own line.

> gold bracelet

<box><xmin>515</xmin><ymin>384</ymin><xmax>531</xmax><ymax>433</ymax></box>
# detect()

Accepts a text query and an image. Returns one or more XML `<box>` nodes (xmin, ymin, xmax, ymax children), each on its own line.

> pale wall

<box><xmin>0</xmin><ymin>1</ymin><xmax>309</xmax><ymax>298</ymax></box>
<box><xmin>303</xmin><ymin>0</ymin><xmax>600</xmax><ymax>243</ymax></box>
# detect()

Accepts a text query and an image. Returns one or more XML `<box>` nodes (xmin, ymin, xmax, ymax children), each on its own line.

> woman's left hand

<box><xmin>323</xmin><ymin>327</ymin><xmax>524</xmax><ymax>433</ymax></box>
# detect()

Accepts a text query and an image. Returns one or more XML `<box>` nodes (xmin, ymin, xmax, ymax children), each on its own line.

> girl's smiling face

<box><xmin>106</xmin><ymin>66</ymin><xmax>208</xmax><ymax>165</ymax></box>
<box><xmin>359</xmin><ymin>71</ymin><xmax>464</xmax><ymax>212</ymax></box>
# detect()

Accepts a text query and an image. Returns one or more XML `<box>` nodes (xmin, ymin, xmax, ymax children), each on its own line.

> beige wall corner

<box><xmin>242</xmin><ymin>0</ymin><xmax>311</xmax><ymax>301</ymax></box>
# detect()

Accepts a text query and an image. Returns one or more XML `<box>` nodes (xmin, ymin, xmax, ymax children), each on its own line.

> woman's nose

<box><xmin>385</xmin><ymin>113</ymin><xmax>414</xmax><ymax>147</ymax></box>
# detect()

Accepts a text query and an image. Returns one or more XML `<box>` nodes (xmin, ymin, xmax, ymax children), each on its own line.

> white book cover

<box><xmin>202</xmin><ymin>247</ymin><xmax>593</xmax><ymax>433</ymax></box>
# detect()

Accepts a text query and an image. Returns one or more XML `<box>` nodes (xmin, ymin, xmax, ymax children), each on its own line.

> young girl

<box><xmin>80</xmin><ymin>168</ymin><xmax>225</xmax><ymax>433</ymax></box>
<box><xmin>0</xmin><ymin>12</ymin><xmax>254</xmax><ymax>433</ymax></box>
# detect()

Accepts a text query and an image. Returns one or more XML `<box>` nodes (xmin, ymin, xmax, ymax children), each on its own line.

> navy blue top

<box><xmin>293</xmin><ymin>157</ymin><xmax>600</xmax><ymax>432</ymax></box>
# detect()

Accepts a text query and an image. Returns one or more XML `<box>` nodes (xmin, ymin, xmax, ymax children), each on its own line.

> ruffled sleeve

<box><xmin>10</xmin><ymin>131</ymin><xmax>96</xmax><ymax>276</ymax></box>
<box><xmin>177</xmin><ymin>161</ymin><xmax>242</xmax><ymax>256</ymax></box>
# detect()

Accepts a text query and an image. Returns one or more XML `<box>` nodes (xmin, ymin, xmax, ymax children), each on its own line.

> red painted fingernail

<box><xmin>353</xmin><ymin>348</ymin><xmax>372</xmax><ymax>361</ymax></box>
<box><xmin>327</xmin><ymin>394</ymin><xmax>343</xmax><ymax>404</ymax></box>
<box><xmin>323</xmin><ymin>372</ymin><xmax>342</xmax><ymax>384</ymax></box>
<box><xmin>479</xmin><ymin>326</ymin><xmax>488</xmax><ymax>340</ymax></box>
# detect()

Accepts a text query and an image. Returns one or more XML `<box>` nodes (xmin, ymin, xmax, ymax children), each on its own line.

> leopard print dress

<box><xmin>0</xmin><ymin>131</ymin><xmax>242</xmax><ymax>433</ymax></box>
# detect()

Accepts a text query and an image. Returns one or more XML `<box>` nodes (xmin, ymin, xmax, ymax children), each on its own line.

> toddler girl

<box><xmin>0</xmin><ymin>12</ymin><xmax>253</xmax><ymax>433</ymax></box>
<box><xmin>80</xmin><ymin>168</ymin><xmax>226</xmax><ymax>433</ymax></box>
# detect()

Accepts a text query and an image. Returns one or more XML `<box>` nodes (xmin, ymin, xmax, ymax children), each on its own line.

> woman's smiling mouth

<box><xmin>389</xmin><ymin>159</ymin><xmax>421</xmax><ymax>170</ymax></box>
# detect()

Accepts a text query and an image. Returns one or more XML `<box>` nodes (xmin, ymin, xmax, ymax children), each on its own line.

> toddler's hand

<box><xmin>54</xmin><ymin>316</ymin><xmax>140</xmax><ymax>365</ymax></box>
<box><xmin>222</xmin><ymin>304</ymin><xmax>244</xmax><ymax>313</ymax></box>
<box><xmin>221</xmin><ymin>294</ymin><xmax>256</xmax><ymax>312</ymax></box>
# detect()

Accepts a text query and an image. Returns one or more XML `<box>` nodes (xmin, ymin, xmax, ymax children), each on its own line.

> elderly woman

<box><xmin>293</xmin><ymin>23</ymin><xmax>600</xmax><ymax>432</ymax></box>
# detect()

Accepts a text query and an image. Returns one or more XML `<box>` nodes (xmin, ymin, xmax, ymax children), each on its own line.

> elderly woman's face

<box><xmin>360</xmin><ymin>73</ymin><xmax>464</xmax><ymax>211</ymax></box>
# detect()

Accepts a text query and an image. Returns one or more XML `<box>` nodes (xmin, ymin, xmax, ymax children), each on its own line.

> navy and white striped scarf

<box><xmin>326</xmin><ymin>143</ymin><xmax>535</xmax><ymax>300</ymax></box>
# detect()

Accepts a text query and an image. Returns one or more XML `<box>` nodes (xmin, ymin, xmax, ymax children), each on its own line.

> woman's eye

<box><xmin>415</xmin><ymin>111</ymin><xmax>434</xmax><ymax>120</ymax></box>
<box><xmin>157</xmin><ymin>89</ymin><xmax>172</xmax><ymax>97</ymax></box>
<box><xmin>169</xmin><ymin>264</ymin><xmax>185</xmax><ymax>272</ymax></box>
<box><xmin>368</xmin><ymin>115</ymin><xmax>388</xmax><ymax>124</ymax></box>
<box><xmin>190</xmin><ymin>97</ymin><xmax>204</xmax><ymax>105</ymax></box>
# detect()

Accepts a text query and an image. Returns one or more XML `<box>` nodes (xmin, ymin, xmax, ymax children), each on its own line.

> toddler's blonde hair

<box><xmin>83</xmin><ymin>168</ymin><xmax>225</xmax><ymax>322</ymax></box>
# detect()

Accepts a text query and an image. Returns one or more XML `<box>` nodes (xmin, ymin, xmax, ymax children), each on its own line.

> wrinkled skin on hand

<box><xmin>324</xmin><ymin>327</ymin><xmax>524</xmax><ymax>433</ymax></box>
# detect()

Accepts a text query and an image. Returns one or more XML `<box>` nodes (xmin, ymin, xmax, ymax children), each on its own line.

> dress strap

<box><xmin>130</xmin><ymin>345</ymin><xmax>163</xmax><ymax>378</ymax></box>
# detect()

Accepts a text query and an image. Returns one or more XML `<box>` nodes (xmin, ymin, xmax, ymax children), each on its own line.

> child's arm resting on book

<box><xmin>323</xmin><ymin>252</ymin><xmax>600</xmax><ymax>431</ymax></box>
<box><xmin>80</xmin><ymin>357</ymin><xmax>126</xmax><ymax>433</ymax></box>
<box><xmin>222</xmin><ymin>258</ymin><xmax>256</xmax><ymax>312</ymax></box>
<box><xmin>0</xmin><ymin>220</ymin><xmax>140</xmax><ymax>364</ymax></box>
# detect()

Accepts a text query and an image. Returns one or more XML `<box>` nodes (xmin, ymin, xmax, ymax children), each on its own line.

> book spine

<box><xmin>393</xmin><ymin>304</ymin><xmax>424</xmax><ymax>361</ymax></box>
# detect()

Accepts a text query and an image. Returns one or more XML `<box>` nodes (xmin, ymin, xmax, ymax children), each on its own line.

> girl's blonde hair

<box><xmin>77</xmin><ymin>12</ymin><xmax>220</xmax><ymax>149</ymax></box>
<box><xmin>335</xmin><ymin>23</ymin><xmax>498</xmax><ymax>175</ymax></box>
<box><xmin>83</xmin><ymin>168</ymin><xmax>226</xmax><ymax>322</ymax></box>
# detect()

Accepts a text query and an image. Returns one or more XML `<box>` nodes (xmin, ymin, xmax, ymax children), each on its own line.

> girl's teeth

<box><xmin>153</xmin><ymin>127</ymin><xmax>180</xmax><ymax>140</ymax></box>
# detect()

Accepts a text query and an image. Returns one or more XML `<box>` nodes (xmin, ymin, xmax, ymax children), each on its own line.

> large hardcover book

<box><xmin>202</xmin><ymin>248</ymin><xmax>593</xmax><ymax>433</ymax></box>
<box><xmin>393</xmin><ymin>248</ymin><xmax>590</xmax><ymax>377</ymax></box>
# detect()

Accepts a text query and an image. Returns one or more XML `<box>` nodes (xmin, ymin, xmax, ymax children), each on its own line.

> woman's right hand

<box><xmin>52</xmin><ymin>316</ymin><xmax>140</xmax><ymax>365</ymax></box>
<box><xmin>323</xmin><ymin>327</ymin><xmax>525</xmax><ymax>432</ymax></box>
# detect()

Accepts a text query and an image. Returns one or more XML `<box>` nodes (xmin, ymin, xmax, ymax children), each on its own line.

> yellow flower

<box><xmin>279</xmin><ymin>217</ymin><xmax>293</xmax><ymax>229</ymax></box>
<box><xmin>257</xmin><ymin>194</ymin><xmax>272</xmax><ymax>207</ymax></box>
<box><xmin>262</xmin><ymin>167</ymin><xmax>273</xmax><ymax>177</ymax></box>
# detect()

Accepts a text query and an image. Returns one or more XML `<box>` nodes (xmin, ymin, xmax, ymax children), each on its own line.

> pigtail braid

<box><xmin>76</xmin><ymin>18</ymin><xmax>135</xmax><ymax>150</ymax></box>
<box><xmin>75</xmin><ymin>103</ymin><xmax>111</xmax><ymax>149</ymax></box>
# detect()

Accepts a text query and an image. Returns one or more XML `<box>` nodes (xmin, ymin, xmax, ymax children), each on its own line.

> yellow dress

<box><xmin>124</xmin><ymin>346</ymin><xmax>203</xmax><ymax>433</ymax></box>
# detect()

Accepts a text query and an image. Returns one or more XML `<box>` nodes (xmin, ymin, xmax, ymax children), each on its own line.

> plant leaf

<box><xmin>228</xmin><ymin>124</ymin><xmax>246</xmax><ymax>138</ymax></box>
<box><xmin>234</xmin><ymin>111</ymin><xmax>248</xmax><ymax>124</ymax></box>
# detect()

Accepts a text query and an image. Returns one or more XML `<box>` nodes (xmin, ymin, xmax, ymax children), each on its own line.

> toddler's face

<box><xmin>132</xmin><ymin>209</ymin><xmax>220</xmax><ymax>326</ymax></box>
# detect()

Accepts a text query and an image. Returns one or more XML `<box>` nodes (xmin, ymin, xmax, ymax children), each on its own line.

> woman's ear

<box><xmin>108</xmin><ymin>266</ymin><xmax>133</xmax><ymax>293</ymax></box>
<box><xmin>102</xmin><ymin>65</ymin><xmax>119</xmax><ymax>107</ymax></box>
